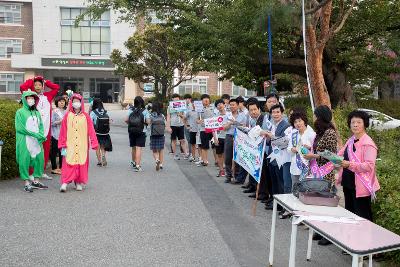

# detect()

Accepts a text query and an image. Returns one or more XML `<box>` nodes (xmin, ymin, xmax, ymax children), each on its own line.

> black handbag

<box><xmin>292</xmin><ymin>178</ymin><xmax>336</xmax><ymax>198</ymax></box>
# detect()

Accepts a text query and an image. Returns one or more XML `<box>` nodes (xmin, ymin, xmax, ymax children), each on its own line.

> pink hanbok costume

<box><xmin>58</xmin><ymin>94</ymin><xmax>98</xmax><ymax>186</ymax></box>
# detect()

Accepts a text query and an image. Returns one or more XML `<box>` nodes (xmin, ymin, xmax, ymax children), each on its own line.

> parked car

<box><xmin>358</xmin><ymin>108</ymin><xmax>400</xmax><ymax>130</ymax></box>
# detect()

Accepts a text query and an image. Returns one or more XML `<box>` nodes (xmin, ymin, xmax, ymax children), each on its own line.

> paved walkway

<box><xmin>0</xmin><ymin>111</ymin><xmax>354</xmax><ymax>266</ymax></box>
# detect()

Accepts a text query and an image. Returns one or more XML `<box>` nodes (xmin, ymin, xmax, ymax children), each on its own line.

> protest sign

<box><xmin>205</xmin><ymin>116</ymin><xmax>224</xmax><ymax>133</ymax></box>
<box><xmin>193</xmin><ymin>100</ymin><xmax>204</xmax><ymax>113</ymax></box>
<box><xmin>233</xmin><ymin>128</ymin><xmax>266</xmax><ymax>183</ymax></box>
<box><xmin>169</xmin><ymin>100</ymin><xmax>187</xmax><ymax>113</ymax></box>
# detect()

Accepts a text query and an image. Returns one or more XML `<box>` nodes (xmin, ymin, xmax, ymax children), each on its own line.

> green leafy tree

<box><xmin>111</xmin><ymin>24</ymin><xmax>202</xmax><ymax>99</ymax></box>
<box><xmin>84</xmin><ymin>0</ymin><xmax>399</xmax><ymax>106</ymax></box>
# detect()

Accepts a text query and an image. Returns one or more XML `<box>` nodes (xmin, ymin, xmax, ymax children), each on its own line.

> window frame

<box><xmin>0</xmin><ymin>3</ymin><xmax>22</xmax><ymax>25</ymax></box>
<box><xmin>178</xmin><ymin>77</ymin><xmax>208</xmax><ymax>95</ymax></box>
<box><xmin>231</xmin><ymin>83</ymin><xmax>256</xmax><ymax>97</ymax></box>
<box><xmin>60</xmin><ymin>7</ymin><xmax>111</xmax><ymax>56</ymax></box>
<box><xmin>0</xmin><ymin>72</ymin><xmax>24</xmax><ymax>93</ymax></box>
<box><xmin>0</xmin><ymin>39</ymin><xmax>22</xmax><ymax>59</ymax></box>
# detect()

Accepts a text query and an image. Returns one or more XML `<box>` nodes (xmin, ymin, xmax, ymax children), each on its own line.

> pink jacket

<box><xmin>337</xmin><ymin>133</ymin><xmax>380</xmax><ymax>198</ymax></box>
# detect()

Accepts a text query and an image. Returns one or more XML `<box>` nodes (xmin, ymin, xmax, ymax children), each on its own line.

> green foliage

<box><xmin>370</xmin><ymin>129</ymin><xmax>400</xmax><ymax>264</ymax></box>
<box><xmin>334</xmin><ymin>0</ymin><xmax>400</xmax><ymax>86</ymax></box>
<box><xmin>357</xmin><ymin>99</ymin><xmax>400</xmax><ymax>119</ymax></box>
<box><xmin>0</xmin><ymin>100</ymin><xmax>20</xmax><ymax>180</ymax></box>
<box><xmin>111</xmin><ymin>24</ymin><xmax>203</xmax><ymax>99</ymax></box>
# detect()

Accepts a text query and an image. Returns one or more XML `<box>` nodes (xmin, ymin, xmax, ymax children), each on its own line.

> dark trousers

<box><xmin>224</xmin><ymin>135</ymin><xmax>235</xmax><ymax>178</ymax></box>
<box><xmin>50</xmin><ymin>136</ymin><xmax>62</xmax><ymax>170</ymax></box>
<box><xmin>269</xmin><ymin>164</ymin><xmax>284</xmax><ymax>196</ymax></box>
<box><xmin>259</xmin><ymin>159</ymin><xmax>272</xmax><ymax>198</ymax></box>
<box><xmin>343</xmin><ymin>187</ymin><xmax>373</xmax><ymax>221</ymax></box>
<box><xmin>236</xmin><ymin>165</ymin><xmax>249</xmax><ymax>184</ymax></box>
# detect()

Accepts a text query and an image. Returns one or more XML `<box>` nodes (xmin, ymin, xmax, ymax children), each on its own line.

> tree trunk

<box><xmin>305</xmin><ymin>16</ymin><xmax>332</xmax><ymax>108</ymax></box>
<box><xmin>161</xmin><ymin>79</ymin><xmax>168</xmax><ymax>99</ymax></box>
<box><xmin>323</xmin><ymin>49</ymin><xmax>354</xmax><ymax>107</ymax></box>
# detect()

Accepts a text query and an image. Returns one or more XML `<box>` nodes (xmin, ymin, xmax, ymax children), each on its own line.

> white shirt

<box><xmin>287</xmin><ymin>125</ymin><xmax>316</xmax><ymax>175</ymax></box>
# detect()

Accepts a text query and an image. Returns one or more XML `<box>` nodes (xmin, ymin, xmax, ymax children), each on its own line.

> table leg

<box><xmin>268</xmin><ymin>199</ymin><xmax>278</xmax><ymax>266</ymax></box>
<box><xmin>359</xmin><ymin>256</ymin><xmax>363</xmax><ymax>267</ymax></box>
<box><xmin>351</xmin><ymin>254</ymin><xmax>359</xmax><ymax>267</ymax></box>
<box><xmin>369</xmin><ymin>255</ymin><xmax>372</xmax><ymax>267</ymax></box>
<box><xmin>289</xmin><ymin>221</ymin><xmax>298</xmax><ymax>267</ymax></box>
<box><xmin>306</xmin><ymin>228</ymin><xmax>313</xmax><ymax>261</ymax></box>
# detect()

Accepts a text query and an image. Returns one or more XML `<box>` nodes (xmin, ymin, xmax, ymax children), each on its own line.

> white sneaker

<box><xmin>28</xmin><ymin>175</ymin><xmax>34</xmax><ymax>181</ymax></box>
<box><xmin>76</xmin><ymin>183</ymin><xmax>83</xmax><ymax>191</ymax></box>
<box><xmin>156</xmin><ymin>160</ymin><xmax>161</xmax><ymax>171</ymax></box>
<box><xmin>42</xmin><ymin>173</ymin><xmax>53</xmax><ymax>180</ymax></box>
<box><xmin>60</xmin><ymin>183</ymin><xmax>67</xmax><ymax>192</ymax></box>
<box><xmin>134</xmin><ymin>165</ymin><xmax>143</xmax><ymax>172</ymax></box>
<box><xmin>173</xmin><ymin>155</ymin><xmax>180</xmax><ymax>160</ymax></box>
<box><xmin>188</xmin><ymin>156</ymin><xmax>194</xmax><ymax>162</ymax></box>
<box><xmin>130</xmin><ymin>161</ymin><xmax>136</xmax><ymax>168</ymax></box>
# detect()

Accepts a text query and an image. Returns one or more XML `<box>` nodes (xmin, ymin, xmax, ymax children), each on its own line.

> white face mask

<box><xmin>72</xmin><ymin>102</ymin><xmax>81</xmax><ymax>109</ymax></box>
<box><xmin>27</xmin><ymin>99</ymin><xmax>35</xmax><ymax>107</ymax></box>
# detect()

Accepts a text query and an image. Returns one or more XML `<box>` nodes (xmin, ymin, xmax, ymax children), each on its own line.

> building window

<box><xmin>178</xmin><ymin>78</ymin><xmax>207</xmax><ymax>95</ymax></box>
<box><xmin>0</xmin><ymin>3</ymin><xmax>22</xmax><ymax>24</ymax></box>
<box><xmin>232</xmin><ymin>84</ymin><xmax>256</xmax><ymax>97</ymax></box>
<box><xmin>0</xmin><ymin>73</ymin><xmax>24</xmax><ymax>92</ymax></box>
<box><xmin>60</xmin><ymin>8</ymin><xmax>111</xmax><ymax>56</ymax></box>
<box><xmin>0</xmin><ymin>39</ymin><xmax>22</xmax><ymax>58</ymax></box>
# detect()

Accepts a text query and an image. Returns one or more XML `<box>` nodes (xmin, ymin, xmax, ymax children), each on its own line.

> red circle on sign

<box><xmin>217</xmin><ymin>117</ymin><xmax>223</xmax><ymax>122</ymax></box>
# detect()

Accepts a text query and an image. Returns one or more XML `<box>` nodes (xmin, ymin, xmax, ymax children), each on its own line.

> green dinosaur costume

<box><xmin>15</xmin><ymin>90</ymin><xmax>46</xmax><ymax>180</ymax></box>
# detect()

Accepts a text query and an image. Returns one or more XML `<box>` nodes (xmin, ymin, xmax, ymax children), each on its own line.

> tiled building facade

<box><xmin>0</xmin><ymin>1</ymin><xmax>256</xmax><ymax>102</ymax></box>
<box><xmin>0</xmin><ymin>0</ymin><xmax>33</xmax><ymax>99</ymax></box>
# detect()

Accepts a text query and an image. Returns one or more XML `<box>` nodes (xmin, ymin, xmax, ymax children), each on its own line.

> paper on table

<box><xmin>248</xmin><ymin>125</ymin><xmax>262</xmax><ymax>140</ymax></box>
<box><xmin>292</xmin><ymin>215</ymin><xmax>366</xmax><ymax>225</ymax></box>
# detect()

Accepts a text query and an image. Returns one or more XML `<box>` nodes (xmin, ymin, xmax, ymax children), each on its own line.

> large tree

<box><xmin>111</xmin><ymin>24</ymin><xmax>202</xmax><ymax>99</ymax></box>
<box><xmin>84</xmin><ymin>0</ymin><xmax>400</xmax><ymax>106</ymax></box>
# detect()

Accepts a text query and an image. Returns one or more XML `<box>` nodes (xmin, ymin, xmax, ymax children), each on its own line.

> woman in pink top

<box><xmin>337</xmin><ymin>110</ymin><xmax>380</xmax><ymax>221</ymax></box>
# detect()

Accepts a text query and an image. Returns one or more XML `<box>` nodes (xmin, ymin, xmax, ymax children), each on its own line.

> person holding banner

<box><xmin>243</xmin><ymin>98</ymin><xmax>273</xmax><ymax>199</ymax></box>
<box><xmin>337</xmin><ymin>110</ymin><xmax>380</xmax><ymax>221</ymax></box>
<box><xmin>224</xmin><ymin>98</ymin><xmax>247</xmax><ymax>183</ymax></box>
<box><xmin>214</xmin><ymin>99</ymin><xmax>228</xmax><ymax>178</ymax></box>
<box><xmin>196</xmin><ymin>94</ymin><xmax>215</xmax><ymax>167</ymax></box>
<box><xmin>166</xmin><ymin>94</ymin><xmax>188</xmax><ymax>160</ymax></box>
<box><xmin>262</xmin><ymin>104</ymin><xmax>291</xmax><ymax>210</ymax></box>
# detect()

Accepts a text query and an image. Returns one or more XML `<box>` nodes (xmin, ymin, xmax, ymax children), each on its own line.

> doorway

<box><xmin>99</xmin><ymin>83</ymin><xmax>113</xmax><ymax>103</ymax></box>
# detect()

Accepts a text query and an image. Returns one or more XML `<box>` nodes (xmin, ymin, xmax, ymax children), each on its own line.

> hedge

<box><xmin>0</xmin><ymin>99</ymin><xmax>20</xmax><ymax>180</ymax></box>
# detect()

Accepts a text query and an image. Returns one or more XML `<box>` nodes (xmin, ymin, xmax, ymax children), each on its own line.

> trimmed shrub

<box><xmin>0</xmin><ymin>99</ymin><xmax>20</xmax><ymax>180</ymax></box>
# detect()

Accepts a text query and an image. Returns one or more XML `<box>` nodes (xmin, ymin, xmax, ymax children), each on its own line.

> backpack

<box><xmin>128</xmin><ymin>107</ymin><xmax>145</xmax><ymax>134</ymax></box>
<box><xmin>93</xmin><ymin>110</ymin><xmax>110</xmax><ymax>134</ymax></box>
<box><xmin>150</xmin><ymin>113</ymin><xmax>165</xmax><ymax>136</ymax></box>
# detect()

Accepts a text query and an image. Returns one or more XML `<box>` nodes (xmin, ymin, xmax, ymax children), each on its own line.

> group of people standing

<box><xmin>15</xmin><ymin>79</ymin><xmax>380</xmax><ymax>244</ymax></box>
<box><xmin>125</xmin><ymin>92</ymin><xmax>380</xmax><ymax>248</ymax></box>
<box><xmin>15</xmin><ymin>76</ymin><xmax>112</xmax><ymax>193</ymax></box>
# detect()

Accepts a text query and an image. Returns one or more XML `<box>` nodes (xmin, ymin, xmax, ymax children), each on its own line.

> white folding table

<box><xmin>291</xmin><ymin>211</ymin><xmax>400</xmax><ymax>267</ymax></box>
<box><xmin>268</xmin><ymin>194</ymin><xmax>400</xmax><ymax>267</ymax></box>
